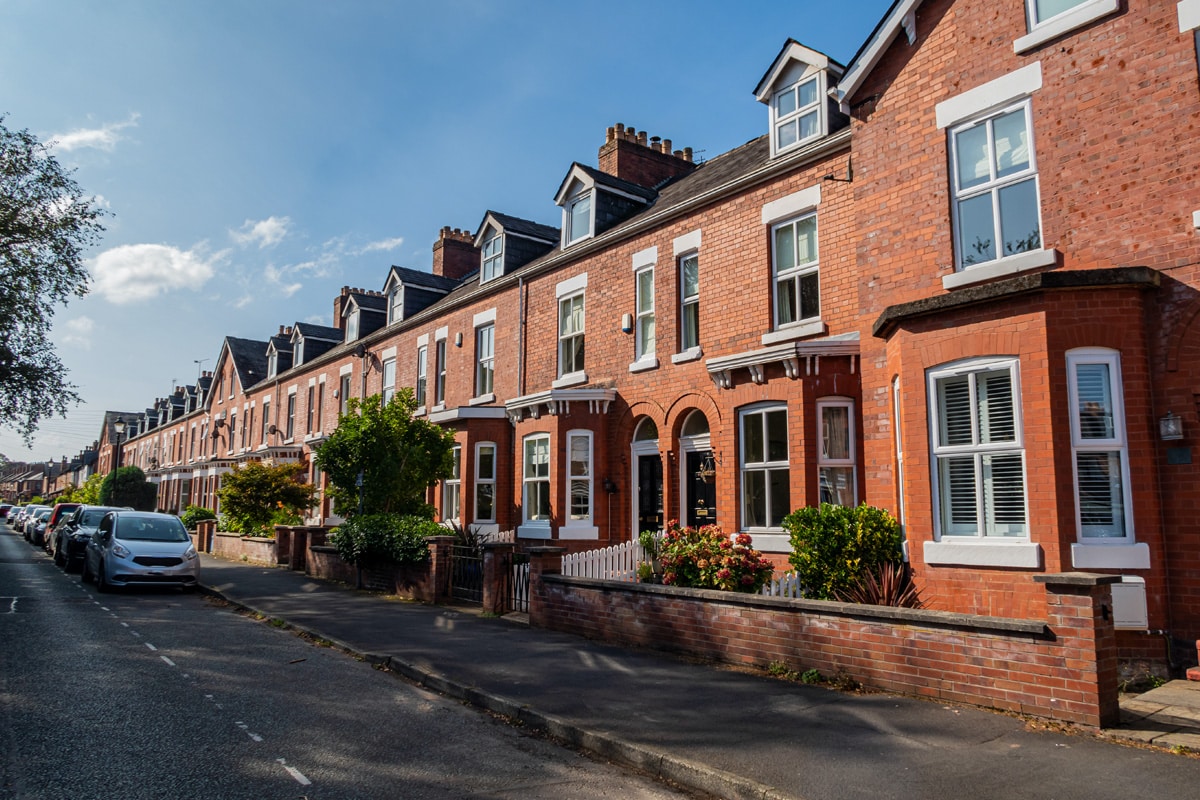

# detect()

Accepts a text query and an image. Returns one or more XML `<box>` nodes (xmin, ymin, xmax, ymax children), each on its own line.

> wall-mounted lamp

<box><xmin>621</xmin><ymin>313</ymin><xmax>633</xmax><ymax>334</ymax></box>
<box><xmin>1160</xmin><ymin>411</ymin><xmax>1184</xmax><ymax>441</ymax></box>
<box><xmin>602</xmin><ymin>477</ymin><xmax>618</xmax><ymax>494</ymax></box>
<box><xmin>454</xmin><ymin>331</ymin><xmax>464</xmax><ymax>347</ymax></box>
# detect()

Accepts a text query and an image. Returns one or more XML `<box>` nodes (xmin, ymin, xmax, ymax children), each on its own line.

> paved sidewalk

<box><xmin>199</xmin><ymin>555</ymin><xmax>1200</xmax><ymax>800</ymax></box>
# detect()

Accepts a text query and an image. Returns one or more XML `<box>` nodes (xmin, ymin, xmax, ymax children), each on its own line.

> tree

<box><xmin>99</xmin><ymin>466</ymin><xmax>157</xmax><ymax>511</ymax></box>
<box><xmin>74</xmin><ymin>472</ymin><xmax>105</xmax><ymax>505</ymax></box>
<box><xmin>0</xmin><ymin>116</ymin><xmax>107</xmax><ymax>444</ymax></box>
<box><xmin>314</xmin><ymin>389</ymin><xmax>456</xmax><ymax>519</ymax></box>
<box><xmin>215</xmin><ymin>461</ymin><xmax>315</xmax><ymax>535</ymax></box>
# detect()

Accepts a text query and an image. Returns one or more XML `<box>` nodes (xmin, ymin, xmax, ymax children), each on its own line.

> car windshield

<box><xmin>119</xmin><ymin>518</ymin><xmax>189</xmax><ymax>542</ymax></box>
<box><xmin>80</xmin><ymin>510</ymin><xmax>109</xmax><ymax>526</ymax></box>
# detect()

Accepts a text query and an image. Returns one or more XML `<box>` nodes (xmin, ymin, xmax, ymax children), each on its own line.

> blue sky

<box><xmin>0</xmin><ymin>0</ymin><xmax>892</xmax><ymax>463</ymax></box>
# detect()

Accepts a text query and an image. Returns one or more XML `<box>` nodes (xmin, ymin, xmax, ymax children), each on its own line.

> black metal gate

<box><xmin>450</xmin><ymin>543</ymin><xmax>483</xmax><ymax>604</ymax></box>
<box><xmin>507</xmin><ymin>552</ymin><xmax>530</xmax><ymax>613</ymax></box>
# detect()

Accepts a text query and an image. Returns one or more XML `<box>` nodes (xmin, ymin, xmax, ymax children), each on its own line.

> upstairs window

<box><xmin>565</xmin><ymin>191</ymin><xmax>593</xmax><ymax>245</ymax></box>
<box><xmin>773</xmin><ymin>76</ymin><xmax>820</xmax><ymax>152</ymax></box>
<box><xmin>382</xmin><ymin>358</ymin><xmax>396</xmax><ymax>405</ymax></box>
<box><xmin>481</xmin><ymin>233</ymin><xmax>503</xmax><ymax>283</ymax></box>
<box><xmin>285</xmin><ymin>393</ymin><xmax>296</xmax><ymax>440</ymax></box>
<box><xmin>388</xmin><ymin>286</ymin><xmax>403</xmax><ymax>325</ymax></box>
<box><xmin>475</xmin><ymin>324</ymin><xmax>494</xmax><ymax>397</ymax></box>
<box><xmin>680</xmin><ymin>253</ymin><xmax>700</xmax><ymax>352</ymax></box>
<box><xmin>306</xmin><ymin>386</ymin><xmax>315</xmax><ymax>434</ymax></box>
<box><xmin>338</xmin><ymin>374</ymin><xmax>351</xmax><ymax>417</ymax></box>
<box><xmin>434</xmin><ymin>339</ymin><xmax>447</xmax><ymax>407</ymax></box>
<box><xmin>261</xmin><ymin>400</ymin><xmax>271</xmax><ymax>444</ymax></box>
<box><xmin>950</xmin><ymin>101</ymin><xmax>1041</xmax><ymax>269</ymax></box>
<box><xmin>635</xmin><ymin>265</ymin><xmax>655</xmax><ymax>361</ymax></box>
<box><xmin>772</xmin><ymin>213</ymin><xmax>820</xmax><ymax>328</ymax></box>
<box><xmin>929</xmin><ymin>359</ymin><xmax>1027</xmax><ymax>538</ymax></box>
<box><xmin>346</xmin><ymin>308</ymin><xmax>360</xmax><ymax>341</ymax></box>
<box><xmin>559</xmin><ymin>293</ymin><xmax>585</xmax><ymax>378</ymax></box>
<box><xmin>1029</xmin><ymin>0</ymin><xmax>1091</xmax><ymax>26</ymax></box>
<box><xmin>294</xmin><ymin>339</ymin><xmax>305</xmax><ymax>366</ymax></box>
<box><xmin>415</xmin><ymin>345</ymin><xmax>428</xmax><ymax>408</ymax></box>
<box><xmin>267</xmin><ymin>350</ymin><xmax>278</xmax><ymax>379</ymax></box>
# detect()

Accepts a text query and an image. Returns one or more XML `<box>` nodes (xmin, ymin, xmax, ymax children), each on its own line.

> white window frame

<box><xmin>817</xmin><ymin>398</ymin><xmax>856</xmax><ymax>506</ymax></box>
<box><xmin>433</xmin><ymin>338</ymin><xmax>447</xmax><ymax>409</ymax></box>
<box><xmin>557</xmin><ymin>292</ymin><xmax>586</xmax><ymax>384</ymax></box>
<box><xmin>481</xmin><ymin>232</ymin><xmax>503</xmax><ymax>283</ymax></box>
<box><xmin>771</xmin><ymin>212</ymin><xmax>820</xmax><ymax>331</ymax></box>
<box><xmin>475</xmin><ymin>323</ymin><xmax>495</xmax><ymax>398</ymax></box>
<box><xmin>561</xmin><ymin>429</ymin><xmax>597</xmax><ymax>538</ymax></box>
<box><xmin>924</xmin><ymin>357</ymin><xmax>1041</xmax><ymax>568</ymax></box>
<box><xmin>294</xmin><ymin>338</ymin><xmax>304</xmax><ymax>366</ymax></box>
<box><xmin>520</xmin><ymin>433</ymin><xmax>552</xmax><ymax>537</ymax></box>
<box><xmin>771</xmin><ymin>74</ymin><xmax>823</xmax><ymax>154</ymax></box>
<box><xmin>305</xmin><ymin>385</ymin><xmax>315</xmax><ymax>435</ymax></box>
<box><xmin>285</xmin><ymin>391</ymin><xmax>297</xmax><ymax>441</ymax></box>
<box><xmin>267</xmin><ymin>350</ymin><xmax>278</xmax><ymax>379</ymax></box>
<box><xmin>739</xmin><ymin>403</ymin><xmax>790</xmax><ymax>547</ymax></box>
<box><xmin>388</xmin><ymin>285</ymin><xmax>404</xmax><ymax>325</ymax></box>
<box><xmin>949</xmin><ymin>99</ymin><xmax>1043</xmax><ymax>272</ymax></box>
<box><xmin>474</xmin><ymin>442</ymin><xmax>497</xmax><ymax>523</ymax></box>
<box><xmin>382</xmin><ymin>357</ymin><xmax>396</xmax><ymax>405</ymax></box>
<box><xmin>261</xmin><ymin>399</ymin><xmax>271</xmax><ymax>444</ymax></box>
<box><xmin>443</xmin><ymin>444</ymin><xmax>461</xmax><ymax>524</ymax></box>
<box><xmin>678</xmin><ymin>251</ymin><xmax>700</xmax><ymax>357</ymax></box>
<box><xmin>634</xmin><ymin>264</ymin><xmax>655</xmax><ymax>362</ymax></box>
<box><xmin>1015</xmin><ymin>0</ymin><xmax>1120</xmax><ymax>53</ymax></box>
<box><xmin>564</xmin><ymin>189</ymin><xmax>594</xmax><ymax>246</ymax></box>
<box><xmin>415</xmin><ymin>344</ymin><xmax>428</xmax><ymax>410</ymax></box>
<box><xmin>345</xmin><ymin>308</ymin><xmax>360</xmax><ymax>342</ymax></box>
<box><xmin>1067</xmin><ymin>349</ymin><xmax>1135</xmax><ymax>543</ymax></box>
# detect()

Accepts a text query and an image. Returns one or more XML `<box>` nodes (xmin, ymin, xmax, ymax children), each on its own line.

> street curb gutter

<box><xmin>200</xmin><ymin>583</ymin><xmax>801</xmax><ymax>800</ymax></box>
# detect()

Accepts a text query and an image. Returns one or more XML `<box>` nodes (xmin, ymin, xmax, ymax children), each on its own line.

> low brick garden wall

<box><xmin>211</xmin><ymin>532</ymin><xmax>277</xmax><ymax>566</ymax></box>
<box><xmin>527</xmin><ymin>549</ymin><xmax>1120</xmax><ymax>728</ymax></box>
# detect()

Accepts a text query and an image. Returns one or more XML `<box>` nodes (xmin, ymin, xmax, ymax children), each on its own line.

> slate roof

<box><xmin>349</xmin><ymin>292</ymin><xmax>388</xmax><ymax>313</ymax></box>
<box><xmin>384</xmin><ymin>266</ymin><xmax>461</xmax><ymax>294</ymax></box>
<box><xmin>294</xmin><ymin>322</ymin><xmax>342</xmax><ymax>342</ymax></box>
<box><xmin>225</xmin><ymin>336</ymin><xmax>271</xmax><ymax>392</ymax></box>
<box><xmin>481</xmin><ymin>211</ymin><xmax>559</xmax><ymax>243</ymax></box>
<box><xmin>571</xmin><ymin>163</ymin><xmax>661</xmax><ymax>201</ymax></box>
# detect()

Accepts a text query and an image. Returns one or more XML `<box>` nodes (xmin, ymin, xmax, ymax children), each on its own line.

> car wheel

<box><xmin>96</xmin><ymin>561</ymin><xmax>112</xmax><ymax>593</ymax></box>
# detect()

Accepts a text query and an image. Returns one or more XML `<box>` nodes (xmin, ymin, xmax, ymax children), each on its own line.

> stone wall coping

<box><xmin>541</xmin><ymin>574</ymin><xmax>1050</xmax><ymax>637</ymax></box>
<box><xmin>1033</xmin><ymin>572</ymin><xmax>1122</xmax><ymax>587</ymax></box>
<box><xmin>528</xmin><ymin>546</ymin><xmax>568</xmax><ymax>555</ymax></box>
<box><xmin>310</xmin><ymin>545</ymin><xmax>338</xmax><ymax>554</ymax></box>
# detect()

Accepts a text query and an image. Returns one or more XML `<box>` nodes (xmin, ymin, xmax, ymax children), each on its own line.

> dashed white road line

<box><xmin>160</xmin><ymin>656</ymin><xmax>176</xmax><ymax>667</ymax></box>
<box><xmin>144</xmin><ymin>642</ymin><xmax>157</xmax><ymax>651</ymax></box>
<box><xmin>277</xmin><ymin>759</ymin><xmax>311</xmax><ymax>786</ymax></box>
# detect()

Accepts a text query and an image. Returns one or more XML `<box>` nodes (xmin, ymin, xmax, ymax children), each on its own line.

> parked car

<box><xmin>41</xmin><ymin>502</ymin><xmax>82</xmax><ymax>554</ymax></box>
<box><xmin>0</xmin><ymin>503</ymin><xmax>13</xmax><ymax>520</ymax></box>
<box><xmin>53</xmin><ymin>505</ymin><xmax>131</xmax><ymax>572</ymax></box>
<box><xmin>82</xmin><ymin>510</ymin><xmax>200</xmax><ymax>592</ymax></box>
<box><xmin>12</xmin><ymin>504</ymin><xmax>47</xmax><ymax>533</ymax></box>
<box><xmin>25</xmin><ymin>507</ymin><xmax>53</xmax><ymax>546</ymax></box>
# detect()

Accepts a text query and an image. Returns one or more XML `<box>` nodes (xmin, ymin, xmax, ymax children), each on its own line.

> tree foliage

<box><xmin>99</xmin><ymin>466</ymin><xmax>157</xmax><ymax>511</ymax></box>
<box><xmin>73</xmin><ymin>472</ymin><xmax>105</xmax><ymax>505</ymax></box>
<box><xmin>329</xmin><ymin>513</ymin><xmax>442</xmax><ymax>567</ymax></box>
<box><xmin>215</xmin><ymin>461</ymin><xmax>315</xmax><ymax>536</ymax></box>
<box><xmin>0</xmin><ymin>116</ymin><xmax>107</xmax><ymax>444</ymax></box>
<box><xmin>314</xmin><ymin>389</ymin><xmax>455</xmax><ymax>520</ymax></box>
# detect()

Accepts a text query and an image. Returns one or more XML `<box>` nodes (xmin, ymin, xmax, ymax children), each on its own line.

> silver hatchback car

<box><xmin>82</xmin><ymin>510</ymin><xmax>200</xmax><ymax>592</ymax></box>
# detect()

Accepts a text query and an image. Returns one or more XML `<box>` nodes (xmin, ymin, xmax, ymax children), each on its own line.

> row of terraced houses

<box><xmin>92</xmin><ymin>0</ymin><xmax>1200</xmax><ymax>672</ymax></box>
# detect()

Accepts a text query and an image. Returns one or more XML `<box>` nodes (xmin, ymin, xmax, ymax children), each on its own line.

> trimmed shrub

<box><xmin>180</xmin><ymin>505</ymin><xmax>217</xmax><ymax>531</ymax></box>
<box><xmin>782</xmin><ymin>503</ymin><xmax>903</xmax><ymax>600</ymax></box>
<box><xmin>329</xmin><ymin>513</ymin><xmax>443</xmax><ymax>567</ymax></box>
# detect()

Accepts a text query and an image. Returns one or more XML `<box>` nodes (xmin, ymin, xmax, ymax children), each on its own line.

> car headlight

<box><xmin>183</xmin><ymin>546</ymin><xmax>198</xmax><ymax>561</ymax></box>
<box><xmin>111</xmin><ymin>543</ymin><xmax>131</xmax><ymax>559</ymax></box>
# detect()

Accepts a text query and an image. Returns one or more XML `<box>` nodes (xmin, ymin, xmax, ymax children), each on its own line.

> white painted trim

<box><xmin>517</xmin><ymin>523</ymin><xmax>552</xmax><ymax>540</ymax></box>
<box><xmin>286</xmin><ymin>384</ymin><xmax>298</xmax><ymax>396</ymax></box>
<box><xmin>628</xmin><ymin>357</ymin><xmax>659</xmax><ymax>373</ymax></box>
<box><xmin>1182</xmin><ymin>0</ymin><xmax>1200</xmax><ymax>31</ymax></box>
<box><xmin>416</xmin><ymin>333</ymin><xmax>430</xmax><ymax>347</ymax></box>
<box><xmin>468</xmin><ymin>393</ymin><xmax>496</xmax><ymax>406</ymax></box>
<box><xmin>339</xmin><ymin>364</ymin><xmax>353</xmax><ymax>376</ymax></box>
<box><xmin>673</xmin><ymin>229</ymin><xmax>702</xmax><ymax>255</ymax></box>
<box><xmin>317</xmin><ymin>374</ymin><xmax>326</xmax><ymax>384</ymax></box>
<box><xmin>1193</xmin><ymin>209</ymin><xmax>1200</xmax><ymax>229</ymax></box>
<box><xmin>632</xmin><ymin>246</ymin><xmax>658</xmax><ymax>270</ymax></box>
<box><xmin>671</xmin><ymin>347</ymin><xmax>703</xmax><ymax>364</ymax></box>
<box><xmin>761</xmin><ymin>184</ymin><xmax>822</xmax><ymax>225</ymax></box>
<box><xmin>761</xmin><ymin>319</ymin><xmax>827</xmax><ymax>346</ymax></box>
<box><xmin>552</xmin><ymin>371</ymin><xmax>587</xmax><ymax>389</ymax></box>
<box><xmin>746</xmin><ymin>533</ymin><xmax>790</xmax><ymax>553</ymax></box>
<box><xmin>923</xmin><ymin>540</ymin><xmax>1043</xmax><ymax>568</ymax></box>
<box><xmin>379</xmin><ymin>346</ymin><xmax>397</xmax><ymax>361</ymax></box>
<box><xmin>935</xmin><ymin>62</ymin><xmax>1043</xmax><ymax>129</ymax></box>
<box><xmin>1015</xmin><ymin>0</ymin><xmax>1120</xmax><ymax>53</ymax></box>
<box><xmin>556</xmin><ymin>272</ymin><xmax>588</xmax><ymax>299</ymax></box>
<box><xmin>1071</xmin><ymin>542</ymin><xmax>1151</xmax><ymax>570</ymax></box>
<box><xmin>434</xmin><ymin>326</ymin><xmax>448</xmax><ymax>341</ymax></box>
<box><xmin>942</xmin><ymin>248</ymin><xmax>1058</xmax><ymax>289</ymax></box>
<box><xmin>473</xmin><ymin>308</ymin><xmax>497</xmax><ymax>326</ymax></box>
<box><xmin>558</xmin><ymin>524</ymin><xmax>599</xmax><ymax>540</ymax></box>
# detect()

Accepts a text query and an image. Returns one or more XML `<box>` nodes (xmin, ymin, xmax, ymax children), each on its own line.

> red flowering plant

<box><xmin>657</xmin><ymin>521</ymin><xmax>774</xmax><ymax>593</ymax></box>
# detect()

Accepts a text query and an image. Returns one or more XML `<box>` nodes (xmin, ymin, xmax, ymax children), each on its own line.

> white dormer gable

<box><xmin>381</xmin><ymin>272</ymin><xmax>405</xmax><ymax>325</ymax></box>
<box><xmin>266</xmin><ymin>340</ymin><xmax>281</xmax><ymax>378</ymax></box>
<box><xmin>289</xmin><ymin>328</ymin><xmax>305</xmax><ymax>366</ymax></box>
<box><xmin>755</xmin><ymin>41</ymin><xmax>845</xmax><ymax>159</ymax></box>
<box><xmin>343</xmin><ymin>298</ymin><xmax>362</xmax><ymax>341</ymax></box>
<box><xmin>476</xmin><ymin>220</ymin><xmax>504</xmax><ymax>284</ymax></box>
<box><xmin>554</xmin><ymin>166</ymin><xmax>597</xmax><ymax>248</ymax></box>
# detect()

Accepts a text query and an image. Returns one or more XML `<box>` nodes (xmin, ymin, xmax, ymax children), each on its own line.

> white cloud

<box><xmin>232</xmin><ymin>216</ymin><xmax>291</xmax><ymax>249</ymax></box>
<box><xmin>358</xmin><ymin>236</ymin><xmax>405</xmax><ymax>254</ymax></box>
<box><xmin>90</xmin><ymin>243</ymin><xmax>220</xmax><ymax>304</ymax></box>
<box><xmin>60</xmin><ymin>316</ymin><xmax>96</xmax><ymax>349</ymax></box>
<box><xmin>52</xmin><ymin>113</ymin><xmax>140</xmax><ymax>152</ymax></box>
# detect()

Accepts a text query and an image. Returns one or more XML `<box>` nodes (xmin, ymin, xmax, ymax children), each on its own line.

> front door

<box><xmin>685</xmin><ymin>450</ymin><xmax>718</xmax><ymax>528</ymax></box>
<box><xmin>636</xmin><ymin>454</ymin><xmax>663</xmax><ymax>533</ymax></box>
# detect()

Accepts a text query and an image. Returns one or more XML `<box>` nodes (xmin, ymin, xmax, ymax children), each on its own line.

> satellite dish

<box><xmin>268</xmin><ymin>424</ymin><xmax>278</xmax><ymax>435</ymax></box>
<box><xmin>353</xmin><ymin>343</ymin><xmax>367</xmax><ymax>359</ymax></box>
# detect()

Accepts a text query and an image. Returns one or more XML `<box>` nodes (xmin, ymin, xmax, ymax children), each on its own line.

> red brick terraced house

<box><xmin>106</xmin><ymin>0</ymin><xmax>1200</xmax><ymax>672</ymax></box>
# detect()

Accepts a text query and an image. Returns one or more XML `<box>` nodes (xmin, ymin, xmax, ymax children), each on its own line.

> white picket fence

<box><xmin>761</xmin><ymin>572</ymin><xmax>803</xmax><ymax>598</ymax></box>
<box><xmin>561</xmin><ymin>537</ymin><xmax>651</xmax><ymax>582</ymax></box>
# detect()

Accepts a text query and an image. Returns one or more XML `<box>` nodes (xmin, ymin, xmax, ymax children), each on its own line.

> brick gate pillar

<box><xmin>527</xmin><ymin>546</ymin><xmax>566</xmax><ymax>628</ymax></box>
<box><xmin>482</xmin><ymin>542</ymin><xmax>516</xmax><ymax>615</ymax></box>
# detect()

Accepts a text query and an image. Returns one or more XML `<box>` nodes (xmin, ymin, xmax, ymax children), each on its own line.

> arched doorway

<box><xmin>631</xmin><ymin>418</ymin><xmax>663</xmax><ymax>536</ymax></box>
<box><xmin>679</xmin><ymin>411</ymin><xmax>717</xmax><ymax>528</ymax></box>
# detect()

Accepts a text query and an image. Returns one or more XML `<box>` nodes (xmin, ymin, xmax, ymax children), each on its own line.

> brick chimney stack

<box><xmin>432</xmin><ymin>227</ymin><xmax>480</xmax><ymax>281</ymax></box>
<box><xmin>598</xmin><ymin>123</ymin><xmax>696</xmax><ymax>188</ymax></box>
<box><xmin>332</xmin><ymin>286</ymin><xmax>352</xmax><ymax>331</ymax></box>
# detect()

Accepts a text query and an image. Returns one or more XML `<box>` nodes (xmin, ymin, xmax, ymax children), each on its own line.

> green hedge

<box><xmin>782</xmin><ymin>504</ymin><xmax>903</xmax><ymax>600</ymax></box>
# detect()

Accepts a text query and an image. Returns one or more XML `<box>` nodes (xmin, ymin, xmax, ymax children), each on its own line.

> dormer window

<box><xmin>481</xmin><ymin>232</ymin><xmax>503</xmax><ymax>282</ymax></box>
<box><xmin>388</xmin><ymin>285</ymin><xmax>403</xmax><ymax>325</ymax></box>
<box><xmin>346</xmin><ymin>308</ymin><xmax>360</xmax><ymax>341</ymax></box>
<box><xmin>267</xmin><ymin>349</ymin><xmax>278</xmax><ymax>379</ymax></box>
<box><xmin>565</xmin><ymin>189</ymin><xmax>593</xmax><ymax>245</ymax></box>
<box><xmin>293</xmin><ymin>338</ymin><xmax>305</xmax><ymax>366</ymax></box>
<box><xmin>774</xmin><ymin>76</ymin><xmax>820</xmax><ymax>151</ymax></box>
